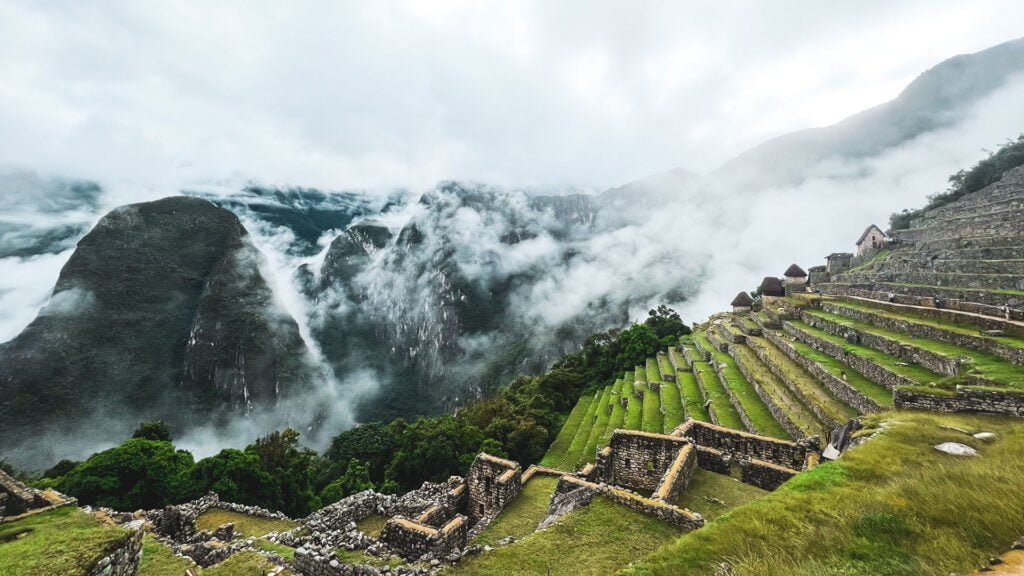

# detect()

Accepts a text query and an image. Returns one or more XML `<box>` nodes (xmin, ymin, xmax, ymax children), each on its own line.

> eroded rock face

<box><xmin>0</xmin><ymin>196</ymin><xmax>316</xmax><ymax>467</ymax></box>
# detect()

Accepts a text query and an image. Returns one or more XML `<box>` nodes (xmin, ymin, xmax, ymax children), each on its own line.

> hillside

<box><xmin>0</xmin><ymin>196</ymin><xmax>317</xmax><ymax>468</ymax></box>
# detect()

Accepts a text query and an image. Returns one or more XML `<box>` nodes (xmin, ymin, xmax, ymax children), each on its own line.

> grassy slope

<box><xmin>730</xmin><ymin>343</ymin><xmax>821</xmax><ymax>439</ymax></box>
<box><xmin>642</xmin><ymin>386</ymin><xmax>664</xmax><ymax>433</ymax></box>
<box><xmin>599</xmin><ymin>379</ymin><xmax>630</xmax><ymax>446</ymax></box>
<box><xmin>0</xmin><ymin>506</ymin><xmax>129</xmax><ymax>576</ymax></box>
<box><xmin>660</xmin><ymin>380</ymin><xmax>685</xmax><ymax>432</ymax></box>
<box><xmin>625</xmin><ymin>371</ymin><xmax>644</xmax><ymax>430</ymax></box>
<box><xmin>539</xmin><ymin>395</ymin><xmax>593</xmax><ymax>467</ymax></box>
<box><xmin>623</xmin><ymin>411</ymin><xmax>1024</xmax><ymax>576</ymax></box>
<box><xmin>449</xmin><ymin>496</ymin><xmax>681</xmax><ymax>576</ymax></box>
<box><xmin>139</xmin><ymin>534</ymin><xmax>197</xmax><ymax>576</ymax></box>
<box><xmin>692</xmin><ymin>360</ymin><xmax>745</xmax><ymax>430</ymax></box>
<box><xmin>675</xmin><ymin>469</ymin><xmax>768</xmax><ymax>522</ymax></box>
<box><xmin>561</xmin><ymin>390</ymin><xmax>602</xmax><ymax>470</ymax></box>
<box><xmin>581</xmin><ymin>385</ymin><xmax>615</xmax><ymax>463</ymax></box>
<box><xmin>678</xmin><ymin>371</ymin><xmax>710</xmax><ymax>422</ymax></box>
<box><xmin>474</xmin><ymin>476</ymin><xmax>560</xmax><ymax>546</ymax></box>
<box><xmin>195</xmin><ymin>509</ymin><xmax>297</xmax><ymax>537</ymax></box>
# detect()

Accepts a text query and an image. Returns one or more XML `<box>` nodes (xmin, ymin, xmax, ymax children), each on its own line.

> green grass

<box><xmin>646</xmin><ymin>358</ymin><xmax>661</xmax><ymax>385</ymax></box>
<box><xmin>737</xmin><ymin>315</ymin><xmax>760</xmax><ymax>332</ymax></box>
<box><xmin>642</xmin><ymin>386</ymin><xmax>664</xmax><ymax>433</ymax></box>
<box><xmin>780</xmin><ymin>335</ymin><xmax>894</xmax><ymax>408</ymax></box>
<box><xmin>355</xmin><ymin>514</ymin><xmax>389</xmax><ymax>539</ymax></box>
<box><xmin>560</xmin><ymin>389</ymin><xmax>603</xmax><ymax>470</ymax></box>
<box><xmin>660</xmin><ymin>380</ymin><xmax>685</xmax><ymax>432</ymax></box>
<box><xmin>635</xmin><ymin>365</ymin><xmax>648</xmax><ymax>384</ymax></box>
<box><xmin>139</xmin><ymin>534</ymin><xmax>197</xmax><ymax>576</ymax></box>
<box><xmin>677</xmin><ymin>371</ymin><xmax>710</xmax><ymax>422</ymax></box>
<box><xmin>581</xmin><ymin>385</ymin><xmax>615</xmax><ymax>464</ymax></box>
<box><xmin>625</xmin><ymin>373</ymin><xmax>644</xmax><ymax>430</ymax></box>
<box><xmin>728</xmin><ymin>344</ymin><xmax>819</xmax><ymax>439</ymax></box>
<box><xmin>747</xmin><ymin>335</ymin><xmax>859</xmax><ymax>425</ymax></box>
<box><xmin>698</xmin><ymin>331</ymin><xmax>791</xmax><ymax>439</ymax></box>
<box><xmin>474</xmin><ymin>476</ymin><xmax>560</xmax><ymax>546</ymax></box>
<box><xmin>599</xmin><ymin>379</ymin><xmax>630</xmax><ymax>447</ymax></box>
<box><xmin>0</xmin><ymin>506</ymin><xmax>130</xmax><ymax>576</ymax></box>
<box><xmin>787</xmin><ymin>319</ymin><xmax>941</xmax><ymax>385</ymax></box>
<box><xmin>203</xmin><ymin>551</ymin><xmax>293</xmax><ymax>575</ymax></box>
<box><xmin>540</xmin><ymin>395</ymin><xmax>593</xmax><ymax>467</ymax></box>
<box><xmin>669</xmin><ymin>347</ymin><xmax>690</xmax><ymax>370</ymax></box>
<box><xmin>877</xmin><ymin>281</ymin><xmax>1024</xmax><ymax>297</ymax></box>
<box><xmin>807</xmin><ymin>308</ymin><xmax>1024</xmax><ymax>388</ymax></box>
<box><xmin>623</xmin><ymin>411</ymin><xmax>1024</xmax><ymax>576</ymax></box>
<box><xmin>657</xmin><ymin>353</ymin><xmax>675</xmax><ymax>380</ymax></box>
<box><xmin>675</xmin><ymin>469</ymin><xmax>768</xmax><ymax>521</ymax></box>
<box><xmin>253</xmin><ymin>538</ymin><xmax>296</xmax><ymax>560</ymax></box>
<box><xmin>691</xmin><ymin>358</ymin><xmax>746</xmax><ymax>430</ymax></box>
<box><xmin>195</xmin><ymin>509</ymin><xmax>297</xmax><ymax>537</ymax></box>
<box><xmin>449</xmin><ymin>496</ymin><xmax>682</xmax><ymax>576</ymax></box>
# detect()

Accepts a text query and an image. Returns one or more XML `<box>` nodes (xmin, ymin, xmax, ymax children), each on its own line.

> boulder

<box><xmin>933</xmin><ymin>442</ymin><xmax>979</xmax><ymax>456</ymax></box>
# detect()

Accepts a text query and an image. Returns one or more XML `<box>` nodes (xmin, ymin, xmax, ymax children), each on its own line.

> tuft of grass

<box><xmin>448</xmin><ymin>496</ymin><xmax>682</xmax><ymax>576</ymax></box>
<box><xmin>334</xmin><ymin>547</ymin><xmax>405</xmax><ymax>569</ymax></box>
<box><xmin>621</xmin><ymin>411</ymin><xmax>1024</xmax><ymax>576</ymax></box>
<box><xmin>203</xmin><ymin>550</ymin><xmax>294</xmax><ymax>575</ymax></box>
<box><xmin>0</xmin><ymin>506</ymin><xmax>129</xmax><ymax>576</ymax></box>
<box><xmin>138</xmin><ymin>534</ymin><xmax>197</xmax><ymax>576</ymax></box>
<box><xmin>252</xmin><ymin>538</ymin><xmax>296</xmax><ymax>560</ymax></box>
<box><xmin>355</xmin><ymin>515</ymin><xmax>389</xmax><ymax>539</ymax></box>
<box><xmin>474</xmin><ymin>476</ymin><xmax>560</xmax><ymax>546</ymax></box>
<box><xmin>195</xmin><ymin>509</ymin><xmax>297</xmax><ymax>538</ymax></box>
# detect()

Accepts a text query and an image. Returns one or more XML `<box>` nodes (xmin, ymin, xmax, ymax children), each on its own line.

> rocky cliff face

<box><xmin>0</xmin><ymin>196</ymin><xmax>316</xmax><ymax>466</ymax></box>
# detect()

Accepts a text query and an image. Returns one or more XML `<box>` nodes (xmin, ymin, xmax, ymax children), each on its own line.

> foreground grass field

<box><xmin>622</xmin><ymin>411</ymin><xmax>1024</xmax><ymax>576</ymax></box>
<box><xmin>0</xmin><ymin>506</ymin><xmax>129</xmax><ymax>576</ymax></box>
<box><xmin>448</xmin><ymin>496</ymin><xmax>681</xmax><ymax>576</ymax></box>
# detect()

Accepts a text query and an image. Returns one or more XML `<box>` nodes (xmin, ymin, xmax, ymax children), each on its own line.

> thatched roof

<box><xmin>784</xmin><ymin>263</ymin><xmax>807</xmax><ymax>278</ymax></box>
<box><xmin>759</xmin><ymin>276</ymin><xmax>785</xmax><ymax>296</ymax></box>
<box><xmin>856</xmin><ymin>224</ymin><xmax>885</xmax><ymax>245</ymax></box>
<box><xmin>731</xmin><ymin>291</ymin><xmax>754</xmax><ymax>307</ymax></box>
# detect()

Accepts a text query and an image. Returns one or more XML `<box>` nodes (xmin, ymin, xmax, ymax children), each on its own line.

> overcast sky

<box><xmin>1</xmin><ymin>0</ymin><xmax>1023</xmax><ymax>193</ymax></box>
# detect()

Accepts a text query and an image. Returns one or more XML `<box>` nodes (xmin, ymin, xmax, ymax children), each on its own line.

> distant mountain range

<box><xmin>1</xmin><ymin>37</ymin><xmax>1022</xmax><ymax>469</ymax></box>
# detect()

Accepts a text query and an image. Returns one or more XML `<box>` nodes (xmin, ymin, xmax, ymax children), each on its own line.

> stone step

<box><xmin>781</xmin><ymin>318</ymin><xmax>942</xmax><ymax>390</ymax></box>
<box><xmin>892</xmin><ymin>211</ymin><xmax>1024</xmax><ymax>242</ymax></box>
<box><xmin>842</xmin><ymin>270</ymin><xmax>1024</xmax><ymax>292</ymax></box>
<box><xmin>846</xmin><ymin>280</ymin><xmax>1024</xmax><ymax>309</ymax></box>
<box><xmin>819</xmin><ymin>286</ymin><xmax>1024</xmax><ymax>331</ymax></box>
<box><xmin>906</xmin><ymin>234</ymin><xmax>1024</xmax><ymax>253</ymax></box>
<box><xmin>884</xmin><ymin>258</ymin><xmax>1024</xmax><ymax>276</ymax></box>
<box><xmin>915</xmin><ymin>195</ymin><xmax>1024</xmax><ymax>225</ymax></box>
<box><xmin>819</xmin><ymin>300</ymin><xmax>1024</xmax><ymax>369</ymax></box>
<box><xmin>745</xmin><ymin>334</ymin><xmax>859</xmax><ymax>428</ymax></box>
<box><xmin>726</xmin><ymin>342</ymin><xmax>824</xmax><ymax>440</ymax></box>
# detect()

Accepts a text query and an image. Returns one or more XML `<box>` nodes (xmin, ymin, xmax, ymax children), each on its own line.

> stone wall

<box><xmin>783</xmin><ymin>320</ymin><xmax>915</xmax><ymax>390</ymax></box>
<box><xmin>819</xmin><ymin>302</ymin><xmax>1024</xmax><ymax>367</ymax></box>
<box><xmin>693</xmin><ymin>445</ymin><xmax>731</xmax><ymax>475</ymax></box>
<box><xmin>764</xmin><ymin>330</ymin><xmax>885</xmax><ymax>414</ymax></box>
<box><xmin>599</xmin><ymin>430</ymin><xmax>689</xmax><ymax>492</ymax></box>
<box><xmin>802</xmin><ymin>308</ymin><xmax>963</xmax><ymax>377</ymax></box>
<box><xmin>293</xmin><ymin>545</ymin><xmax>430</xmax><ymax>576</ymax></box>
<box><xmin>651</xmin><ymin>444</ymin><xmax>697</xmax><ymax>503</ymax></box>
<box><xmin>0</xmin><ymin>469</ymin><xmax>55</xmax><ymax>517</ymax></box>
<box><xmin>739</xmin><ymin>459</ymin><xmax>798</xmax><ymax>491</ymax></box>
<box><xmin>466</xmin><ymin>453</ymin><xmax>521</xmax><ymax>525</ymax></box>
<box><xmin>379</xmin><ymin>515</ymin><xmax>468</xmax><ymax>562</ymax></box>
<box><xmin>722</xmin><ymin>342</ymin><xmax>803</xmax><ymax>439</ymax></box>
<box><xmin>818</xmin><ymin>286</ymin><xmax>1024</xmax><ymax>328</ymax></box>
<box><xmin>676</xmin><ymin>419</ymin><xmax>815</xmax><ymax>470</ymax></box>
<box><xmin>894</xmin><ymin>387</ymin><xmax>1024</xmax><ymax>417</ymax></box>
<box><xmin>85</xmin><ymin>520</ymin><xmax>144</xmax><ymax>576</ymax></box>
<box><xmin>552</xmin><ymin>475</ymin><xmax>704</xmax><ymax>531</ymax></box>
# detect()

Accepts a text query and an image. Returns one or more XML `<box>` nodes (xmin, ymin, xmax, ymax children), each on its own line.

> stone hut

<box><xmin>465</xmin><ymin>453</ymin><xmax>522</xmax><ymax>524</ymax></box>
<box><xmin>825</xmin><ymin>252</ymin><xmax>853</xmax><ymax>275</ymax></box>
<box><xmin>759</xmin><ymin>276</ymin><xmax>785</xmax><ymax>300</ymax></box>
<box><xmin>783</xmin><ymin>264</ymin><xmax>807</xmax><ymax>287</ymax></box>
<box><xmin>807</xmin><ymin>265</ymin><xmax>828</xmax><ymax>285</ymax></box>
<box><xmin>731</xmin><ymin>291</ymin><xmax>754</xmax><ymax>313</ymax></box>
<box><xmin>855</xmin><ymin>224</ymin><xmax>886</xmax><ymax>257</ymax></box>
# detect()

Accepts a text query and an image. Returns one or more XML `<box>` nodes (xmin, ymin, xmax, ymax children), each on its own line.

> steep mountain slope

<box><xmin>0</xmin><ymin>196</ymin><xmax>316</xmax><ymax>467</ymax></box>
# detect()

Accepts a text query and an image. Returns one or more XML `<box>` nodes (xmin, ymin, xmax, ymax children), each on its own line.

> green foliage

<box><xmin>132</xmin><ymin>421</ymin><xmax>173</xmax><ymax>442</ymax></box>
<box><xmin>0</xmin><ymin>506</ymin><xmax>131</xmax><ymax>576</ymax></box>
<box><xmin>188</xmin><ymin>449</ymin><xmax>278</xmax><ymax>508</ymax></box>
<box><xmin>55</xmin><ymin>438</ymin><xmax>195</xmax><ymax>511</ymax></box>
<box><xmin>890</xmin><ymin>134</ymin><xmax>1024</xmax><ymax>230</ymax></box>
<box><xmin>319</xmin><ymin>459</ymin><xmax>374</xmax><ymax>504</ymax></box>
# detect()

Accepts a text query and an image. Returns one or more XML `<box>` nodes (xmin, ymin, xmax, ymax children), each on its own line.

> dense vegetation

<box><xmin>30</xmin><ymin>307</ymin><xmax>691</xmax><ymax>517</ymax></box>
<box><xmin>890</xmin><ymin>134</ymin><xmax>1024</xmax><ymax>229</ymax></box>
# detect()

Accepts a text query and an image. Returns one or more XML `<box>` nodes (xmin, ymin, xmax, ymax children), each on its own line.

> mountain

<box><xmin>0</xmin><ymin>196</ymin><xmax>317</xmax><ymax>467</ymax></box>
<box><xmin>2</xmin><ymin>38</ymin><xmax>1024</xmax><ymax>468</ymax></box>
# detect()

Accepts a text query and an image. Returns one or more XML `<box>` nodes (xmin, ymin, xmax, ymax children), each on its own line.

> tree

<box><xmin>246</xmin><ymin>429</ymin><xmax>320</xmax><ymax>517</ymax></box>
<box><xmin>56</xmin><ymin>438</ymin><xmax>195</xmax><ymax>510</ymax></box>
<box><xmin>132</xmin><ymin>420</ymin><xmax>173</xmax><ymax>442</ymax></box>
<box><xmin>324</xmin><ymin>422</ymin><xmax>399</xmax><ymax>483</ymax></box>
<box><xmin>190</xmin><ymin>449</ymin><xmax>278</xmax><ymax>509</ymax></box>
<box><xmin>319</xmin><ymin>459</ymin><xmax>374</xmax><ymax>505</ymax></box>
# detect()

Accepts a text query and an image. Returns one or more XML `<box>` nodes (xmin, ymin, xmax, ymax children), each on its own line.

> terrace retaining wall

<box><xmin>894</xmin><ymin>387</ymin><xmax>1024</xmax><ymax>417</ymax></box>
<box><xmin>782</xmin><ymin>321</ymin><xmax>917</xmax><ymax>390</ymax></box>
<box><xmin>85</xmin><ymin>520</ymin><xmax>144</xmax><ymax>576</ymax></box>
<box><xmin>676</xmin><ymin>420</ymin><xmax>814</xmax><ymax>470</ymax></box>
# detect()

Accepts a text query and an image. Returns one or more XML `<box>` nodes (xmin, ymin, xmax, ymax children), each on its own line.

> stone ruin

<box><xmin>0</xmin><ymin>468</ymin><xmax>76</xmax><ymax>521</ymax></box>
